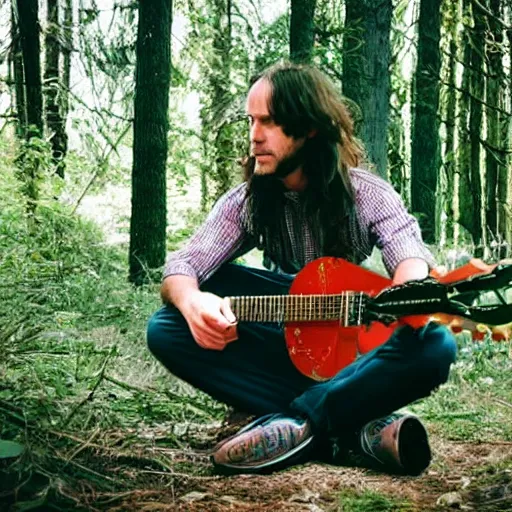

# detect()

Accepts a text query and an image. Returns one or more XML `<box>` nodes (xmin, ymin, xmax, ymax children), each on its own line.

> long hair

<box><xmin>243</xmin><ymin>62</ymin><xmax>364</xmax><ymax>265</ymax></box>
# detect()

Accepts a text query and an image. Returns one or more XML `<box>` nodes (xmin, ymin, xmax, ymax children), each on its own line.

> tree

<box><xmin>410</xmin><ymin>0</ymin><xmax>441</xmax><ymax>244</ymax></box>
<box><xmin>45</xmin><ymin>0</ymin><xmax>67</xmax><ymax>178</ymax></box>
<box><xmin>15</xmin><ymin>0</ymin><xmax>43</xmax><ymax>138</ymax></box>
<box><xmin>457</xmin><ymin>0</ymin><xmax>474</xmax><ymax>245</ymax></box>
<box><xmin>468</xmin><ymin>3</ymin><xmax>485</xmax><ymax>246</ymax></box>
<box><xmin>209</xmin><ymin>0</ymin><xmax>234</xmax><ymax>200</ymax></box>
<box><xmin>499</xmin><ymin>3</ymin><xmax>512</xmax><ymax>244</ymax></box>
<box><xmin>10</xmin><ymin>1</ymin><xmax>26</xmax><ymax>138</ymax></box>
<box><xmin>290</xmin><ymin>0</ymin><xmax>317</xmax><ymax>63</ymax></box>
<box><xmin>62</xmin><ymin>0</ymin><xmax>73</xmax><ymax>122</ymax></box>
<box><xmin>485</xmin><ymin>0</ymin><xmax>506</xmax><ymax>242</ymax></box>
<box><xmin>440</xmin><ymin>0</ymin><xmax>458</xmax><ymax>243</ymax></box>
<box><xmin>342</xmin><ymin>0</ymin><xmax>392</xmax><ymax>178</ymax></box>
<box><xmin>129</xmin><ymin>0</ymin><xmax>172</xmax><ymax>285</ymax></box>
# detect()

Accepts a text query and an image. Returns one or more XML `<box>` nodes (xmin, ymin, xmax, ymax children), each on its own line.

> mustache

<box><xmin>251</xmin><ymin>149</ymin><xmax>274</xmax><ymax>157</ymax></box>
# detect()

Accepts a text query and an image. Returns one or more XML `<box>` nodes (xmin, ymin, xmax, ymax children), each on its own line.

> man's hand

<box><xmin>392</xmin><ymin>258</ymin><xmax>429</xmax><ymax>285</ymax></box>
<box><xmin>181</xmin><ymin>291</ymin><xmax>238</xmax><ymax>350</ymax></box>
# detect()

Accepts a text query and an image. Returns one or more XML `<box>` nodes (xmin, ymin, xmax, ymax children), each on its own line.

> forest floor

<box><xmin>1</xmin><ymin>164</ymin><xmax>511</xmax><ymax>511</ymax></box>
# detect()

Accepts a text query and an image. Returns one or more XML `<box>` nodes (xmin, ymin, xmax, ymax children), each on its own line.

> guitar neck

<box><xmin>228</xmin><ymin>292</ymin><xmax>366</xmax><ymax>326</ymax></box>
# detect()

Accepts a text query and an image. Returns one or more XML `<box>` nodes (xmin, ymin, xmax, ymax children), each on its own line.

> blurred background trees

<box><xmin>1</xmin><ymin>0</ymin><xmax>511</xmax><ymax>283</ymax></box>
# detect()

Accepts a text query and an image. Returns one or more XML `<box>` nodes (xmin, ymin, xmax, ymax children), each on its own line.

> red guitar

<box><xmin>228</xmin><ymin>257</ymin><xmax>512</xmax><ymax>381</ymax></box>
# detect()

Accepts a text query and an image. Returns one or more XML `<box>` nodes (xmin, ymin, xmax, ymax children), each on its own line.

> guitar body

<box><xmin>285</xmin><ymin>257</ymin><xmax>396</xmax><ymax>381</ymax></box>
<box><xmin>284</xmin><ymin>256</ymin><xmax>507</xmax><ymax>381</ymax></box>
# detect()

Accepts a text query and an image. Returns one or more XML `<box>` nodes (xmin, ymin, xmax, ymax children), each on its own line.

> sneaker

<box><xmin>211</xmin><ymin>413</ymin><xmax>314</xmax><ymax>474</ymax></box>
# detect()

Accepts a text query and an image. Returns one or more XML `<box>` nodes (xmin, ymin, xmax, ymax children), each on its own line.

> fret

<box><xmin>230</xmin><ymin>292</ymin><xmax>367</xmax><ymax>324</ymax></box>
<box><xmin>344</xmin><ymin>292</ymin><xmax>349</xmax><ymax>327</ymax></box>
<box><xmin>358</xmin><ymin>292</ymin><xmax>363</xmax><ymax>326</ymax></box>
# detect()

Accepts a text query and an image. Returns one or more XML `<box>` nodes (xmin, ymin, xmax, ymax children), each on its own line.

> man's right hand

<box><xmin>181</xmin><ymin>291</ymin><xmax>238</xmax><ymax>350</ymax></box>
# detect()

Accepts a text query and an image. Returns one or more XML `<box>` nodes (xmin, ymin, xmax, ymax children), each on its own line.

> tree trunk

<box><xmin>15</xmin><ymin>0</ymin><xmax>43</xmax><ymax>138</ymax></box>
<box><xmin>457</xmin><ymin>0</ymin><xmax>474</xmax><ymax>245</ymax></box>
<box><xmin>468</xmin><ymin>5</ymin><xmax>485</xmax><ymax>246</ymax></box>
<box><xmin>211</xmin><ymin>0</ymin><xmax>233</xmax><ymax>200</ymax></box>
<box><xmin>290</xmin><ymin>0</ymin><xmax>317</xmax><ymax>63</ymax></box>
<box><xmin>501</xmin><ymin>8</ymin><xmax>512</xmax><ymax>245</ymax></box>
<box><xmin>342</xmin><ymin>0</ymin><xmax>392</xmax><ymax>178</ymax></box>
<box><xmin>129</xmin><ymin>0</ymin><xmax>172</xmax><ymax>285</ymax></box>
<box><xmin>45</xmin><ymin>0</ymin><xmax>67</xmax><ymax>178</ymax></box>
<box><xmin>62</xmin><ymin>0</ymin><xmax>73</xmax><ymax>121</ymax></box>
<box><xmin>486</xmin><ymin>0</ymin><xmax>506</xmax><ymax>244</ymax></box>
<box><xmin>410</xmin><ymin>0</ymin><xmax>441</xmax><ymax>244</ymax></box>
<box><xmin>10</xmin><ymin>1</ymin><xmax>26</xmax><ymax>138</ymax></box>
<box><xmin>442</xmin><ymin>0</ymin><xmax>458</xmax><ymax>243</ymax></box>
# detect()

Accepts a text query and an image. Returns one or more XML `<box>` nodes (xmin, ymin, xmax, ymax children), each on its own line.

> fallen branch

<box><xmin>61</xmin><ymin>352</ymin><xmax>112</xmax><ymax>428</ymax></box>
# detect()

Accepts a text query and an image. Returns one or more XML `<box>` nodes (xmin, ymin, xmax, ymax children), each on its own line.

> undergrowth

<box><xmin>0</xmin><ymin>139</ymin><xmax>224</xmax><ymax>510</ymax></box>
<box><xmin>0</xmin><ymin>137</ymin><xmax>510</xmax><ymax>510</ymax></box>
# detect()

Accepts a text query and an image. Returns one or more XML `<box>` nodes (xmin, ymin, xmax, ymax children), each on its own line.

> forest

<box><xmin>0</xmin><ymin>0</ymin><xmax>511</xmax><ymax>510</ymax></box>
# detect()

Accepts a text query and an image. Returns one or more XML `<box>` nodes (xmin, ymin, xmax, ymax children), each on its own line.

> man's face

<box><xmin>246</xmin><ymin>79</ymin><xmax>305</xmax><ymax>176</ymax></box>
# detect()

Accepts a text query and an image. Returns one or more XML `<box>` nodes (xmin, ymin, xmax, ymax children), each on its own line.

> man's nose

<box><xmin>250</xmin><ymin>121</ymin><xmax>265</xmax><ymax>143</ymax></box>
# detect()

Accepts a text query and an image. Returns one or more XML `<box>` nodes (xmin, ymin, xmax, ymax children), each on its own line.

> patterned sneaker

<box><xmin>211</xmin><ymin>413</ymin><xmax>314</xmax><ymax>474</ymax></box>
<box><xmin>358</xmin><ymin>413</ymin><xmax>431</xmax><ymax>476</ymax></box>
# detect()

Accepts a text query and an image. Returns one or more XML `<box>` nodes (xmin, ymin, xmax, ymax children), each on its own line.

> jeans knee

<box><xmin>419</xmin><ymin>324</ymin><xmax>457</xmax><ymax>386</ymax></box>
<box><xmin>146</xmin><ymin>310</ymin><xmax>165</xmax><ymax>356</ymax></box>
<box><xmin>146</xmin><ymin>306</ymin><xmax>183</xmax><ymax>357</ymax></box>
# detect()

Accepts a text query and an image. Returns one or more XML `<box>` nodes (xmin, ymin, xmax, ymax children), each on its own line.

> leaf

<box><xmin>0</xmin><ymin>440</ymin><xmax>24</xmax><ymax>459</ymax></box>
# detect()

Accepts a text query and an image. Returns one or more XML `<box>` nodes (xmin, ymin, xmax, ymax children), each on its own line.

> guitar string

<box><xmin>230</xmin><ymin>293</ymin><xmax>366</xmax><ymax>324</ymax></box>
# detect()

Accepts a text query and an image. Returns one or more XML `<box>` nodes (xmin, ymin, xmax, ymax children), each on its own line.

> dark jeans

<box><xmin>147</xmin><ymin>263</ymin><xmax>457</xmax><ymax>436</ymax></box>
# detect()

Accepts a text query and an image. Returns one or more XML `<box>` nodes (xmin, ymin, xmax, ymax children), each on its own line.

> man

<box><xmin>147</xmin><ymin>63</ymin><xmax>457</xmax><ymax>476</ymax></box>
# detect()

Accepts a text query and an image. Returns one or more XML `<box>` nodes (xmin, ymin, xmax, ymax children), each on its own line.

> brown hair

<box><xmin>244</xmin><ymin>62</ymin><xmax>365</xmax><ymax>267</ymax></box>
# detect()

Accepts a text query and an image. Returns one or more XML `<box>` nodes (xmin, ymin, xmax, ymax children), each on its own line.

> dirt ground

<box><xmin>78</xmin><ymin>421</ymin><xmax>510</xmax><ymax>512</ymax></box>
<box><xmin>171</xmin><ymin>444</ymin><xmax>511</xmax><ymax>511</ymax></box>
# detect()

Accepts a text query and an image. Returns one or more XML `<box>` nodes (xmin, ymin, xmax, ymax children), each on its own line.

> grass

<box><xmin>408</xmin><ymin>334</ymin><xmax>512</xmax><ymax>442</ymax></box>
<box><xmin>0</xmin><ymin>137</ymin><xmax>511</xmax><ymax>510</ymax></box>
<box><xmin>339</xmin><ymin>489</ymin><xmax>414</xmax><ymax>511</ymax></box>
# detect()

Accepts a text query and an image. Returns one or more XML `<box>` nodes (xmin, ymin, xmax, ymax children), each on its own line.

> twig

<box><xmin>136</xmin><ymin>469</ymin><xmax>221</xmax><ymax>480</ymax></box>
<box><xmin>104</xmin><ymin>374</ymin><xmax>149</xmax><ymax>393</ymax></box>
<box><xmin>61</xmin><ymin>352</ymin><xmax>112</xmax><ymax>427</ymax></box>
<box><xmin>64</xmin><ymin>427</ymin><xmax>101</xmax><ymax>464</ymax></box>
<box><xmin>493</xmin><ymin>398</ymin><xmax>512</xmax><ymax>409</ymax></box>
<box><xmin>471</xmin><ymin>0</ymin><xmax>512</xmax><ymax>30</ymax></box>
<box><xmin>70</xmin><ymin>122</ymin><xmax>131</xmax><ymax>215</ymax></box>
<box><xmin>61</xmin><ymin>456</ymin><xmax>117</xmax><ymax>483</ymax></box>
<box><xmin>105</xmin><ymin>374</ymin><xmax>220</xmax><ymax>417</ymax></box>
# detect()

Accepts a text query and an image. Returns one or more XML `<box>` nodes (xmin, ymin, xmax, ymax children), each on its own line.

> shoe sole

<box><xmin>398</xmin><ymin>417</ymin><xmax>432</xmax><ymax>476</ymax></box>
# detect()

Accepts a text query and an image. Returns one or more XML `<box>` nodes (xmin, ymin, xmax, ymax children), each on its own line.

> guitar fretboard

<box><xmin>228</xmin><ymin>292</ymin><xmax>366</xmax><ymax>326</ymax></box>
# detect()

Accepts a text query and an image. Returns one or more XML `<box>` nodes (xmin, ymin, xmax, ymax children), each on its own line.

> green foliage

<box><xmin>339</xmin><ymin>489</ymin><xmax>413</xmax><ymax>511</ymax></box>
<box><xmin>314</xmin><ymin>0</ymin><xmax>344</xmax><ymax>81</ymax></box>
<box><xmin>14</xmin><ymin>134</ymin><xmax>54</xmax><ymax>204</ymax></box>
<box><xmin>408</xmin><ymin>333</ymin><xmax>512</xmax><ymax>442</ymax></box>
<box><xmin>254</xmin><ymin>13</ymin><xmax>290</xmax><ymax>73</ymax></box>
<box><xmin>0</xmin><ymin>440</ymin><xmax>24</xmax><ymax>459</ymax></box>
<box><xmin>388</xmin><ymin>0</ymin><xmax>410</xmax><ymax>197</ymax></box>
<box><xmin>0</xmin><ymin>137</ymin><xmax>224</xmax><ymax>437</ymax></box>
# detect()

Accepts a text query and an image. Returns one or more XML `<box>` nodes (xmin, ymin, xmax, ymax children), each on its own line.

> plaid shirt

<box><xmin>163</xmin><ymin>168</ymin><xmax>435</xmax><ymax>284</ymax></box>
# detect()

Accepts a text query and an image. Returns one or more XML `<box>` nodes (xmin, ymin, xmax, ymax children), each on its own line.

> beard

<box><xmin>248</xmin><ymin>142</ymin><xmax>310</xmax><ymax>225</ymax></box>
<box><xmin>247</xmin><ymin>141</ymin><xmax>309</xmax><ymax>259</ymax></box>
<box><xmin>251</xmin><ymin>141</ymin><xmax>308</xmax><ymax>186</ymax></box>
